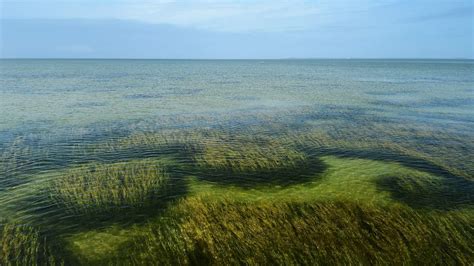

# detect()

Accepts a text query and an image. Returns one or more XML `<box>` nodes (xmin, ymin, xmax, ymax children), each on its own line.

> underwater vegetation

<box><xmin>0</xmin><ymin>221</ymin><xmax>63</xmax><ymax>266</ymax></box>
<box><xmin>377</xmin><ymin>174</ymin><xmax>474</xmax><ymax>210</ymax></box>
<box><xmin>0</xmin><ymin>140</ymin><xmax>472</xmax><ymax>264</ymax></box>
<box><xmin>197</xmin><ymin>141</ymin><xmax>307</xmax><ymax>173</ymax></box>
<box><xmin>1</xmin><ymin>120</ymin><xmax>473</xmax><ymax>264</ymax></box>
<box><xmin>1</xmin><ymin>119</ymin><xmax>473</xmax><ymax>263</ymax></box>
<box><xmin>287</xmin><ymin>122</ymin><xmax>474</xmax><ymax>181</ymax></box>
<box><xmin>116</xmin><ymin>198</ymin><xmax>474</xmax><ymax>265</ymax></box>
<box><xmin>194</xmin><ymin>139</ymin><xmax>326</xmax><ymax>186</ymax></box>
<box><xmin>51</xmin><ymin>160</ymin><xmax>169</xmax><ymax>214</ymax></box>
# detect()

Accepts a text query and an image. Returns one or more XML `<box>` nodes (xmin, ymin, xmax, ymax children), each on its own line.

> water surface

<box><xmin>1</xmin><ymin>59</ymin><xmax>473</xmax><ymax>264</ymax></box>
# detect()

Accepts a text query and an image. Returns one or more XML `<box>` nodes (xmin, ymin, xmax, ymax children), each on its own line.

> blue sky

<box><xmin>1</xmin><ymin>0</ymin><xmax>472</xmax><ymax>58</ymax></box>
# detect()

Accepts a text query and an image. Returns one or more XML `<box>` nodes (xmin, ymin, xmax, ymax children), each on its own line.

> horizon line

<box><xmin>1</xmin><ymin>57</ymin><xmax>473</xmax><ymax>60</ymax></box>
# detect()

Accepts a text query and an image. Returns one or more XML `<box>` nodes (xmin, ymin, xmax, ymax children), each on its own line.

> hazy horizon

<box><xmin>1</xmin><ymin>58</ymin><xmax>473</xmax><ymax>60</ymax></box>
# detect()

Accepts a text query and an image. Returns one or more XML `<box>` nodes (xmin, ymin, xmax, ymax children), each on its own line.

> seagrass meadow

<box><xmin>0</xmin><ymin>59</ymin><xmax>473</xmax><ymax>265</ymax></box>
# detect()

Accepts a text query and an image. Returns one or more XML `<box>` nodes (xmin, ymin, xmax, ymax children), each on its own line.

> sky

<box><xmin>0</xmin><ymin>0</ymin><xmax>473</xmax><ymax>58</ymax></box>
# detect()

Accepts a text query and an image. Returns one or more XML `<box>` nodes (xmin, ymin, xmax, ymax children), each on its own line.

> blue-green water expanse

<box><xmin>1</xmin><ymin>59</ymin><xmax>473</xmax><ymax>264</ymax></box>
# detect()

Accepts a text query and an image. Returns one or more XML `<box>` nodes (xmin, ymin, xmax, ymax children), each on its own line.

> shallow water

<box><xmin>0</xmin><ymin>59</ymin><xmax>473</xmax><ymax>264</ymax></box>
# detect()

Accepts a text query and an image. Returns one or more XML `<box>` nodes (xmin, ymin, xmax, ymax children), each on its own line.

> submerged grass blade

<box><xmin>51</xmin><ymin>160</ymin><xmax>169</xmax><ymax>214</ymax></box>
<box><xmin>125</xmin><ymin>197</ymin><xmax>474</xmax><ymax>265</ymax></box>
<box><xmin>0</xmin><ymin>222</ymin><xmax>64</xmax><ymax>266</ymax></box>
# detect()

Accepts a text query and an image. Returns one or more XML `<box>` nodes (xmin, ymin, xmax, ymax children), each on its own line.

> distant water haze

<box><xmin>1</xmin><ymin>59</ymin><xmax>472</xmax><ymax>141</ymax></box>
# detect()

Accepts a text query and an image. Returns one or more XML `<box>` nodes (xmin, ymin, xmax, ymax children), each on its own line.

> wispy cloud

<box><xmin>1</xmin><ymin>0</ymin><xmax>473</xmax><ymax>34</ymax></box>
<box><xmin>1</xmin><ymin>1</ymin><xmax>473</xmax><ymax>59</ymax></box>
<box><xmin>406</xmin><ymin>6</ymin><xmax>473</xmax><ymax>22</ymax></box>
<box><xmin>1</xmin><ymin>0</ymin><xmax>379</xmax><ymax>32</ymax></box>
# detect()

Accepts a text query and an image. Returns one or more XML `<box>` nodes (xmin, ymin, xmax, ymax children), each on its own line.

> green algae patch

<box><xmin>51</xmin><ymin>159</ymin><xmax>170</xmax><ymax>214</ymax></box>
<box><xmin>290</xmin><ymin>125</ymin><xmax>474</xmax><ymax>181</ymax></box>
<box><xmin>188</xmin><ymin>156</ymin><xmax>446</xmax><ymax>206</ymax></box>
<box><xmin>64</xmin><ymin>225</ymin><xmax>137</xmax><ymax>265</ymax></box>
